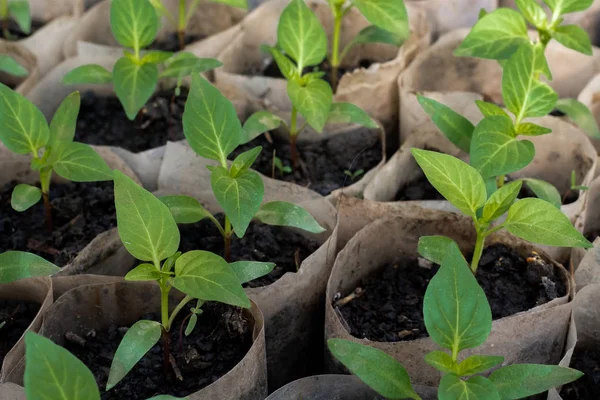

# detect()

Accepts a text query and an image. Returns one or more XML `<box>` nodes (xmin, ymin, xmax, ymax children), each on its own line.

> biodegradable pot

<box><xmin>0</xmin><ymin>277</ymin><xmax>53</xmax><ymax>385</ymax></box>
<box><xmin>324</xmin><ymin>197</ymin><xmax>572</xmax><ymax>387</ymax></box>
<box><xmin>0</xmin><ymin>383</ymin><xmax>24</xmax><ymax>400</ymax></box>
<box><xmin>571</xmin><ymin>176</ymin><xmax>600</xmax><ymax>269</ymax></box>
<box><xmin>51</xmin><ymin>274</ymin><xmax>124</xmax><ymax>300</ymax></box>
<box><xmin>572</xmin><ymin>237</ymin><xmax>600</xmax><ymax>293</ymax></box>
<box><xmin>38</xmin><ymin>281</ymin><xmax>267</xmax><ymax>399</ymax></box>
<box><xmin>577</xmin><ymin>72</ymin><xmax>600</xmax><ymax>152</ymax></box>
<box><xmin>214</xmin><ymin>0</ymin><xmax>432</xmax><ymax>137</ymax></box>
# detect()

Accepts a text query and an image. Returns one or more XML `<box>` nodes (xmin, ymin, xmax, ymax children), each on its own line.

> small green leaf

<box><xmin>141</xmin><ymin>50</ymin><xmax>173</xmax><ymax>65</ymax></box>
<box><xmin>482</xmin><ymin>180</ymin><xmax>522</xmax><ymax>222</ymax></box>
<box><xmin>8</xmin><ymin>1</ymin><xmax>30</xmax><ymax>34</ymax></box>
<box><xmin>261</xmin><ymin>45</ymin><xmax>297</xmax><ymax>81</ymax></box>
<box><xmin>0</xmin><ymin>251</ymin><xmax>60</xmax><ymax>284</ymax></box>
<box><xmin>110</xmin><ymin>0</ymin><xmax>159</xmax><ymax>51</ymax></box>
<box><xmin>62</xmin><ymin>64</ymin><xmax>113</xmax><ymax>85</ymax></box>
<box><xmin>505</xmin><ymin>198</ymin><xmax>592</xmax><ymax>248</ymax></box>
<box><xmin>107</xmin><ymin>320</ymin><xmax>162</xmax><ymax>390</ymax></box>
<box><xmin>209</xmin><ymin>0</ymin><xmax>247</xmax><ymax>9</ymax></box>
<box><xmin>411</xmin><ymin>149</ymin><xmax>486</xmax><ymax>218</ymax></box>
<box><xmin>552</xmin><ymin>25</ymin><xmax>593</xmax><ymax>55</ymax></box>
<box><xmin>230</xmin><ymin>147</ymin><xmax>262</xmax><ymax>177</ymax></box>
<box><xmin>327</xmin><ymin>339</ymin><xmax>420</xmax><ymax>400</ymax></box>
<box><xmin>522</xmin><ymin>178</ymin><xmax>562</xmax><ymax>208</ymax></box>
<box><xmin>439</xmin><ymin>374</ymin><xmax>500</xmax><ymax>400</ymax></box>
<box><xmin>287</xmin><ymin>79</ymin><xmax>333</xmax><ymax>133</ymax></box>
<box><xmin>53</xmin><ymin>142</ymin><xmax>114</xmax><ymax>182</ymax></box>
<box><xmin>417</xmin><ymin>235</ymin><xmax>458</xmax><ymax>265</ymax></box>
<box><xmin>173</xmin><ymin>251</ymin><xmax>250</xmax><ymax>307</ymax></box>
<box><xmin>515</xmin><ymin>122</ymin><xmax>552</xmax><ymax>136</ymax></box>
<box><xmin>351</xmin><ymin>0</ymin><xmax>409</xmax><ymax>38</ymax></box>
<box><xmin>255</xmin><ymin>201</ymin><xmax>325</xmax><ymax>233</ymax></box>
<box><xmin>113</xmin><ymin>57</ymin><xmax>159</xmax><ymax>120</ymax></box>
<box><xmin>489</xmin><ymin>364</ymin><xmax>584</xmax><ymax>399</ymax></box>
<box><xmin>47</xmin><ymin>92</ymin><xmax>80</xmax><ymax>158</ymax></box>
<box><xmin>417</xmin><ymin>95</ymin><xmax>474</xmax><ymax>153</ymax></box>
<box><xmin>515</xmin><ymin>0</ymin><xmax>547</xmax><ymax>27</ymax></box>
<box><xmin>424</xmin><ymin>351</ymin><xmax>456</xmax><ymax>374</ymax></box>
<box><xmin>457</xmin><ymin>355</ymin><xmax>504</xmax><ymax>376</ymax></box>
<box><xmin>124</xmin><ymin>263</ymin><xmax>163</xmax><ymax>281</ymax></box>
<box><xmin>159</xmin><ymin>53</ymin><xmax>223</xmax><ymax>78</ymax></box>
<box><xmin>0</xmin><ymin>54</ymin><xmax>28</xmax><ymax>77</ymax></box>
<box><xmin>242</xmin><ymin>111</ymin><xmax>284</xmax><ymax>144</ymax></box>
<box><xmin>475</xmin><ymin>100</ymin><xmax>508</xmax><ymax>118</ymax></box>
<box><xmin>302</xmin><ymin>71</ymin><xmax>326</xmax><ymax>84</ymax></box>
<box><xmin>344</xmin><ymin>26</ymin><xmax>405</xmax><ymax>61</ymax></box>
<box><xmin>327</xmin><ymin>102</ymin><xmax>379</xmax><ymax>129</ymax></box>
<box><xmin>160</xmin><ymin>195</ymin><xmax>211</xmax><ymax>224</ymax></box>
<box><xmin>555</xmin><ymin>98</ymin><xmax>600</xmax><ymax>139</ymax></box>
<box><xmin>11</xmin><ymin>184</ymin><xmax>41</xmax><ymax>212</ymax></box>
<box><xmin>185</xmin><ymin>313</ymin><xmax>197</xmax><ymax>337</ymax></box>
<box><xmin>229</xmin><ymin>261</ymin><xmax>275</xmax><ymax>284</ymax></box>
<box><xmin>542</xmin><ymin>0</ymin><xmax>594</xmax><ymax>15</ymax></box>
<box><xmin>25</xmin><ymin>332</ymin><xmax>100</xmax><ymax>400</ymax></box>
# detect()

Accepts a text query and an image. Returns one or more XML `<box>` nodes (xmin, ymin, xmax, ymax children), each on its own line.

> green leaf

<box><xmin>417</xmin><ymin>95</ymin><xmax>474</xmax><ymax>153</ymax></box>
<box><xmin>141</xmin><ymin>50</ymin><xmax>173</xmax><ymax>65</ymax></box>
<box><xmin>173</xmin><ymin>250</ymin><xmax>250</xmax><ymax>307</ymax></box>
<box><xmin>424</xmin><ymin>351</ymin><xmax>456</xmax><ymax>374</ymax></box>
<box><xmin>0</xmin><ymin>54</ymin><xmax>28</xmax><ymax>77</ymax></box>
<box><xmin>439</xmin><ymin>374</ymin><xmax>500</xmax><ymax>400</ymax></box>
<box><xmin>0</xmin><ymin>251</ymin><xmax>60</xmax><ymax>284</ymax></box>
<box><xmin>255</xmin><ymin>201</ymin><xmax>325</xmax><ymax>233</ymax></box>
<box><xmin>489</xmin><ymin>364</ymin><xmax>584</xmax><ymax>399</ymax></box>
<box><xmin>113</xmin><ymin>57</ymin><xmax>159</xmax><ymax>120</ymax></box>
<box><xmin>552</xmin><ymin>25</ymin><xmax>593</xmax><ymax>55</ymax></box>
<box><xmin>211</xmin><ymin>166</ymin><xmax>263</xmax><ymax>237</ymax></box>
<box><xmin>287</xmin><ymin>79</ymin><xmax>333</xmax><ymax>133</ymax></box>
<box><xmin>302</xmin><ymin>71</ymin><xmax>326</xmax><ymax>85</ymax></box>
<box><xmin>11</xmin><ymin>184</ymin><xmax>41</xmax><ymax>212</ymax></box>
<box><xmin>515</xmin><ymin>0</ymin><xmax>547</xmax><ymax>27</ymax></box>
<box><xmin>159</xmin><ymin>53</ymin><xmax>223</xmax><ymax>78</ymax></box>
<box><xmin>351</xmin><ymin>0</ymin><xmax>409</xmax><ymax>38</ymax></box>
<box><xmin>107</xmin><ymin>320</ymin><xmax>161</xmax><ymax>390</ymax></box>
<box><xmin>454</xmin><ymin>9</ymin><xmax>529</xmax><ymax>59</ymax></box>
<box><xmin>0</xmin><ymin>82</ymin><xmax>49</xmax><ymax>154</ymax></box>
<box><xmin>470</xmin><ymin>116</ymin><xmax>535</xmax><ymax>179</ymax></box>
<box><xmin>349</xmin><ymin>25</ymin><xmax>405</xmax><ymax>48</ymax></box>
<box><xmin>185</xmin><ymin>314</ymin><xmax>197</xmax><ymax>337</ymax></box>
<box><xmin>482</xmin><ymin>180</ymin><xmax>522</xmax><ymax>222</ymax></box>
<box><xmin>210</xmin><ymin>0</ymin><xmax>247</xmax><ymax>8</ymax></box>
<box><xmin>457</xmin><ymin>355</ymin><xmax>504</xmax><ymax>376</ymax></box>
<box><xmin>417</xmin><ymin>235</ymin><xmax>458</xmax><ymax>265</ymax></box>
<box><xmin>242</xmin><ymin>111</ymin><xmax>284</xmax><ymax>144</ymax></box>
<box><xmin>327</xmin><ymin>339</ymin><xmax>420</xmax><ymax>400</ymax></box>
<box><xmin>183</xmin><ymin>75</ymin><xmax>243</xmax><ymax>165</ymax></box>
<box><xmin>555</xmin><ymin>98</ymin><xmax>600</xmax><ymax>138</ymax></box>
<box><xmin>110</xmin><ymin>0</ymin><xmax>159</xmax><ymax>51</ymax></box>
<box><xmin>277</xmin><ymin>0</ymin><xmax>327</xmax><ymax>70</ymax></box>
<box><xmin>8</xmin><ymin>1</ymin><xmax>30</xmax><ymax>34</ymax></box>
<box><xmin>261</xmin><ymin>45</ymin><xmax>297</xmax><ymax>81</ymax></box>
<box><xmin>229</xmin><ymin>261</ymin><xmax>275</xmax><ymax>284</ymax></box>
<box><xmin>505</xmin><ymin>198</ymin><xmax>592</xmax><ymax>248</ymax></box>
<box><xmin>475</xmin><ymin>100</ymin><xmax>509</xmax><ymax>118</ymax></box>
<box><xmin>411</xmin><ymin>149</ymin><xmax>486</xmax><ymax>218</ymax></box>
<box><xmin>53</xmin><ymin>142</ymin><xmax>113</xmax><ymax>182</ymax></box>
<box><xmin>62</xmin><ymin>64</ymin><xmax>113</xmax><ymax>85</ymax></box>
<box><xmin>327</xmin><ymin>102</ymin><xmax>379</xmax><ymax>129</ymax></box>
<box><xmin>114</xmin><ymin>170</ymin><xmax>180</xmax><ymax>264</ymax></box>
<box><xmin>515</xmin><ymin>122</ymin><xmax>552</xmax><ymax>136</ymax></box>
<box><xmin>522</xmin><ymin>178</ymin><xmax>562</xmax><ymax>208</ymax></box>
<box><xmin>230</xmin><ymin>147</ymin><xmax>262</xmax><ymax>177</ymax></box>
<box><xmin>542</xmin><ymin>0</ymin><xmax>594</xmax><ymax>15</ymax></box>
<box><xmin>160</xmin><ymin>195</ymin><xmax>211</xmax><ymax>224</ymax></box>
<box><xmin>424</xmin><ymin>242</ymin><xmax>492</xmax><ymax>353</ymax></box>
<box><xmin>24</xmin><ymin>332</ymin><xmax>100</xmax><ymax>400</ymax></box>
<box><xmin>124</xmin><ymin>263</ymin><xmax>163</xmax><ymax>281</ymax></box>
<box><xmin>47</xmin><ymin>92</ymin><xmax>80</xmax><ymax>158</ymax></box>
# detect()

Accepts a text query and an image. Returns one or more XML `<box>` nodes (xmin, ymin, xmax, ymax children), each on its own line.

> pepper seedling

<box><xmin>272</xmin><ymin>150</ymin><xmax>291</xmax><ymax>177</ymax></box>
<box><xmin>0</xmin><ymin>85</ymin><xmax>113</xmax><ymax>230</ymax></box>
<box><xmin>0</xmin><ymin>0</ymin><xmax>30</xmax><ymax>39</ymax></box>
<box><xmin>160</xmin><ymin>75</ymin><xmax>325</xmax><ymax>262</ymax></box>
<box><xmin>328</xmin><ymin>241</ymin><xmax>583</xmax><ymax>400</ymax></box>
<box><xmin>344</xmin><ymin>168</ymin><xmax>364</xmax><ymax>182</ymax></box>
<box><xmin>62</xmin><ymin>0</ymin><xmax>222</xmax><ymax>120</ymax></box>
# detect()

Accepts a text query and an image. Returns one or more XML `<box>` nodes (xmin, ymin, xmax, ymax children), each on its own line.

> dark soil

<box><xmin>395</xmin><ymin>176</ymin><xmax>445</xmax><ymax>201</ymax></box>
<box><xmin>561</xmin><ymin>346</ymin><xmax>600</xmax><ymax>399</ymax></box>
<box><xmin>0</xmin><ymin>19</ymin><xmax>43</xmax><ymax>40</ymax></box>
<box><xmin>150</xmin><ymin>33</ymin><xmax>206</xmax><ymax>52</ymax></box>
<box><xmin>177</xmin><ymin>213</ymin><xmax>321</xmax><ymax>288</ymax></box>
<box><xmin>74</xmin><ymin>89</ymin><xmax>187</xmax><ymax>153</ymax></box>
<box><xmin>585</xmin><ymin>231</ymin><xmax>600</xmax><ymax>243</ymax></box>
<box><xmin>0</xmin><ymin>181</ymin><xmax>116</xmax><ymax>266</ymax></box>
<box><xmin>0</xmin><ymin>299</ymin><xmax>41</xmax><ymax>364</ymax></box>
<box><xmin>229</xmin><ymin>133</ymin><xmax>382</xmax><ymax>196</ymax></box>
<box><xmin>261</xmin><ymin>58</ymin><xmax>375</xmax><ymax>87</ymax></box>
<box><xmin>65</xmin><ymin>302</ymin><xmax>252</xmax><ymax>400</ymax></box>
<box><xmin>337</xmin><ymin>243</ymin><xmax>566</xmax><ymax>342</ymax></box>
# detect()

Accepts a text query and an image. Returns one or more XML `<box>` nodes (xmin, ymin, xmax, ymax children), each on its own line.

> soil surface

<box><xmin>261</xmin><ymin>59</ymin><xmax>375</xmax><ymax>88</ymax></box>
<box><xmin>75</xmin><ymin>90</ymin><xmax>187</xmax><ymax>153</ymax></box>
<box><xmin>178</xmin><ymin>213</ymin><xmax>321</xmax><ymax>288</ymax></box>
<box><xmin>0</xmin><ymin>299</ymin><xmax>41</xmax><ymax>364</ymax></box>
<box><xmin>337</xmin><ymin>243</ymin><xmax>565</xmax><ymax>342</ymax></box>
<box><xmin>0</xmin><ymin>181</ymin><xmax>116</xmax><ymax>266</ymax></box>
<box><xmin>230</xmin><ymin>133</ymin><xmax>382</xmax><ymax>196</ymax></box>
<box><xmin>395</xmin><ymin>176</ymin><xmax>445</xmax><ymax>201</ymax></box>
<box><xmin>150</xmin><ymin>33</ymin><xmax>205</xmax><ymax>52</ymax></box>
<box><xmin>65</xmin><ymin>302</ymin><xmax>252</xmax><ymax>400</ymax></box>
<box><xmin>0</xmin><ymin>19</ymin><xmax>43</xmax><ymax>40</ymax></box>
<box><xmin>561</xmin><ymin>346</ymin><xmax>600</xmax><ymax>399</ymax></box>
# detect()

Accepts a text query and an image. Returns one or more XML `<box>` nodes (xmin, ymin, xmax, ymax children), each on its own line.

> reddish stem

<box><xmin>43</xmin><ymin>192</ymin><xmax>53</xmax><ymax>233</ymax></box>
<box><xmin>224</xmin><ymin>235</ymin><xmax>231</xmax><ymax>263</ymax></box>
<box><xmin>162</xmin><ymin>328</ymin><xmax>171</xmax><ymax>377</ymax></box>
<box><xmin>290</xmin><ymin>135</ymin><xmax>299</xmax><ymax>169</ymax></box>
<box><xmin>178</xmin><ymin>30</ymin><xmax>185</xmax><ymax>50</ymax></box>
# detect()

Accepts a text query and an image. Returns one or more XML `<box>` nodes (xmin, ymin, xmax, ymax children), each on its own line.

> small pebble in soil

<box><xmin>561</xmin><ymin>346</ymin><xmax>600</xmax><ymax>400</ymax></box>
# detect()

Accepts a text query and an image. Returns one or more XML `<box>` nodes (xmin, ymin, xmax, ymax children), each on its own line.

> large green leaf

<box><xmin>489</xmin><ymin>364</ymin><xmax>584</xmax><ymax>399</ymax></box>
<box><xmin>552</xmin><ymin>25</ymin><xmax>593</xmax><ymax>55</ymax></box>
<box><xmin>53</xmin><ymin>142</ymin><xmax>113</xmax><ymax>182</ymax></box>
<box><xmin>505</xmin><ymin>198</ymin><xmax>592</xmax><ymax>248</ymax></box>
<box><xmin>113</xmin><ymin>57</ymin><xmax>159</xmax><ymax>120</ymax></box>
<box><xmin>24</xmin><ymin>332</ymin><xmax>100</xmax><ymax>400</ymax></box>
<box><xmin>47</xmin><ymin>92</ymin><xmax>80</xmax><ymax>158</ymax></box>
<box><xmin>160</xmin><ymin>195</ymin><xmax>211</xmax><ymax>224</ymax></box>
<box><xmin>110</xmin><ymin>0</ymin><xmax>159</xmax><ymax>51</ymax></box>
<box><xmin>107</xmin><ymin>320</ymin><xmax>162</xmax><ymax>390</ymax></box>
<box><xmin>438</xmin><ymin>374</ymin><xmax>500</xmax><ymax>400</ymax></box>
<box><xmin>287</xmin><ymin>79</ymin><xmax>333</xmax><ymax>133</ymax></box>
<box><xmin>482</xmin><ymin>180</ymin><xmax>522</xmax><ymax>222</ymax></box>
<box><xmin>242</xmin><ymin>111</ymin><xmax>285</xmax><ymax>144</ymax></box>
<box><xmin>327</xmin><ymin>339</ymin><xmax>420</xmax><ymax>400</ymax></box>
<box><xmin>457</xmin><ymin>355</ymin><xmax>504</xmax><ymax>376</ymax></box>
<box><xmin>418</xmin><ymin>236</ymin><xmax>458</xmax><ymax>265</ymax></box>
<box><xmin>11</xmin><ymin>183</ymin><xmax>41</xmax><ymax>212</ymax></box>
<box><xmin>211</xmin><ymin>166</ymin><xmax>263</xmax><ymax>237</ymax></box>
<box><xmin>0</xmin><ymin>251</ymin><xmax>60</xmax><ymax>283</ymax></box>
<box><xmin>173</xmin><ymin>250</ymin><xmax>250</xmax><ymax>307</ymax></box>
<box><xmin>522</xmin><ymin>178</ymin><xmax>562</xmax><ymax>209</ymax></box>
<box><xmin>555</xmin><ymin>98</ymin><xmax>600</xmax><ymax>138</ymax></box>
<box><xmin>8</xmin><ymin>0</ymin><xmax>30</xmax><ymax>34</ymax></box>
<box><xmin>62</xmin><ymin>64</ymin><xmax>113</xmax><ymax>85</ymax></box>
<box><xmin>327</xmin><ymin>102</ymin><xmax>379</xmax><ymax>129</ymax></box>
<box><xmin>0</xmin><ymin>82</ymin><xmax>49</xmax><ymax>154</ymax></box>
<box><xmin>159</xmin><ymin>53</ymin><xmax>223</xmax><ymax>78</ymax></box>
<box><xmin>424</xmin><ymin>242</ymin><xmax>492</xmax><ymax>354</ymax></box>
<box><xmin>229</xmin><ymin>261</ymin><xmax>275</xmax><ymax>284</ymax></box>
<box><xmin>542</xmin><ymin>0</ymin><xmax>594</xmax><ymax>15</ymax></box>
<box><xmin>277</xmin><ymin>0</ymin><xmax>327</xmax><ymax>69</ymax></box>
<box><xmin>0</xmin><ymin>54</ymin><xmax>28</xmax><ymax>77</ymax></box>
<box><xmin>351</xmin><ymin>0</ymin><xmax>409</xmax><ymax>38</ymax></box>
<box><xmin>183</xmin><ymin>75</ymin><xmax>243</xmax><ymax>165</ymax></box>
<box><xmin>411</xmin><ymin>149</ymin><xmax>486</xmax><ymax>218</ymax></box>
<box><xmin>255</xmin><ymin>201</ymin><xmax>325</xmax><ymax>233</ymax></box>
<box><xmin>114</xmin><ymin>170</ymin><xmax>180</xmax><ymax>264</ymax></box>
<box><xmin>417</xmin><ymin>95</ymin><xmax>474</xmax><ymax>153</ymax></box>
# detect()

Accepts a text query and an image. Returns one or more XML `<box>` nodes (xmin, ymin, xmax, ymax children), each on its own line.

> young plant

<box><xmin>272</xmin><ymin>150</ymin><xmax>291</xmax><ymax>177</ymax></box>
<box><xmin>0</xmin><ymin>0</ymin><xmax>30</xmax><ymax>39</ymax></box>
<box><xmin>62</xmin><ymin>0</ymin><xmax>222</xmax><ymax>120</ymax></box>
<box><xmin>344</xmin><ymin>168</ymin><xmax>364</xmax><ymax>182</ymax></box>
<box><xmin>0</xmin><ymin>54</ymin><xmax>28</xmax><ymax>77</ymax></box>
<box><xmin>160</xmin><ymin>75</ymin><xmax>325</xmax><ymax>262</ymax></box>
<box><xmin>0</xmin><ymin>85</ymin><xmax>113</xmax><ymax>230</ymax></box>
<box><xmin>328</xmin><ymin>242</ymin><xmax>583</xmax><ymax>400</ymax></box>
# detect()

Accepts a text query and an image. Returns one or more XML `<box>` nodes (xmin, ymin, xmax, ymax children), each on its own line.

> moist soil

<box><xmin>261</xmin><ymin>59</ymin><xmax>375</xmax><ymax>87</ymax></box>
<box><xmin>337</xmin><ymin>243</ymin><xmax>565</xmax><ymax>342</ymax></box>
<box><xmin>561</xmin><ymin>346</ymin><xmax>600</xmax><ymax>399</ymax></box>
<box><xmin>74</xmin><ymin>89</ymin><xmax>187</xmax><ymax>153</ymax></box>
<box><xmin>65</xmin><ymin>302</ymin><xmax>252</xmax><ymax>400</ymax></box>
<box><xmin>150</xmin><ymin>33</ymin><xmax>205</xmax><ymax>52</ymax></box>
<box><xmin>0</xmin><ymin>181</ymin><xmax>116</xmax><ymax>266</ymax></box>
<box><xmin>229</xmin><ymin>133</ymin><xmax>382</xmax><ymax>196</ymax></box>
<box><xmin>395</xmin><ymin>176</ymin><xmax>445</xmax><ymax>201</ymax></box>
<box><xmin>177</xmin><ymin>213</ymin><xmax>321</xmax><ymax>288</ymax></box>
<box><xmin>0</xmin><ymin>299</ymin><xmax>41</xmax><ymax>364</ymax></box>
<box><xmin>0</xmin><ymin>19</ymin><xmax>44</xmax><ymax>40</ymax></box>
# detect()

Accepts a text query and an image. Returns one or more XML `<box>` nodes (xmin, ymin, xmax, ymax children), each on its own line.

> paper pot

<box><xmin>571</xmin><ymin>176</ymin><xmax>600</xmax><ymax>270</ymax></box>
<box><xmin>38</xmin><ymin>281</ymin><xmax>267</xmax><ymax>399</ymax></box>
<box><xmin>577</xmin><ymin>72</ymin><xmax>600</xmax><ymax>152</ymax></box>
<box><xmin>324</xmin><ymin>196</ymin><xmax>572</xmax><ymax>387</ymax></box>
<box><xmin>0</xmin><ymin>383</ymin><xmax>25</xmax><ymax>400</ymax></box>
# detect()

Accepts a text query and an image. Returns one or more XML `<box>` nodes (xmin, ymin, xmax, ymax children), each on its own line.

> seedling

<box><xmin>272</xmin><ymin>150</ymin><xmax>291</xmax><ymax>177</ymax></box>
<box><xmin>0</xmin><ymin>85</ymin><xmax>113</xmax><ymax>230</ymax></box>
<box><xmin>0</xmin><ymin>54</ymin><xmax>28</xmax><ymax>77</ymax></box>
<box><xmin>344</xmin><ymin>168</ymin><xmax>364</xmax><ymax>182</ymax></box>
<box><xmin>0</xmin><ymin>0</ymin><xmax>30</xmax><ymax>39</ymax></box>
<box><xmin>571</xmin><ymin>169</ymin><xmax>589</xmax><ymax>191</ymax></box>
<box><xmin>328</xmin><ymin>242</ymin><xmax>583</xmax><ymax>400</ymax></box>
<box><xmin>161</xmin><ymin>75</ymin><xmax>326</xmax><ymax>262</ymax></box>
<box><xmin>62</xmin><ymin>0</ymin><xmax>222</xmax><ymax>120</ymax></box>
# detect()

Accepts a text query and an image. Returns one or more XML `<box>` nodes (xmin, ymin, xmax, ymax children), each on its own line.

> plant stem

<box><xmin>224</xmin><ymin>216</ymin><xmax>232</xmax><ymax>262</ymax></box>
<box><xmin>40</xmin><ymin>168</ymin><xmax>53</xmax><ymax>232</ymax></box>
<box><xmin>290</xmin><ymin>107</ymin><xmax>299</xmax><ymax>168</ymax></box>
<box><xmin>177</xmin><ymin>0</ymin><xmax>186</xmax><ymax>50</ymax></box>
<box><xmin>159</xmin><ymin>279</ymin><xmax>172</xmax><ymax>376</ymax></box>
<box><xmin>330</xmin><ymin>11</ymin><xmax>343</xmax><ymax>93</ymax></box>
<box><xmin>167</xmin><ymin>295</ymin><xmax>194</xmax><ymax>330</ymax></box>
<box><xmin>470</xmin><ymin>232</ymin><xmax>485</xmax><ymax>273</ymax></box>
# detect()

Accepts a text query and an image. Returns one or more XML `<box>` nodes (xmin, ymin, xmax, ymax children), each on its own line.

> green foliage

<box><xmin>0</xmin><ymin>0</ymin><xmax>31</xmax><ymax>36</ymax></box>
<box><xmin>0</xmin><ymin>54</ymin><xmax>28</xmax><ymax>77</ymax></box>
<box><xmin>555</xmin><ymin>98</ymin><xmax>600</xmax><ymax>139</ymax></box>
<box><xmin>0</xmin><ymin>251</ymin><xmax>60</xmax><ymax>283</ymax></box>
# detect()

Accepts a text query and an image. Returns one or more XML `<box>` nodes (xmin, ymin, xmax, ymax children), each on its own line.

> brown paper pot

<box><xmin>571</xmin><ymin>176</ymin><xmax>600</xmax><ymax>270</ymax></box>
<box><xmin>0</xmin><ymin>383</ymin><xmax>25</xmax><ymax>400</ymax></box>
<box><xmin>39</xmin><ymin>281</ymin><xmax>267</xmax><ymax>399</ymax></box>
<box><xmin>324</xmin><ymin>199</ymin><xmax>571</xmax><ymax>387</ymax></box>
<box><xmin>577</xmin><ymin>72</ymin><xmax>600</xmax><ymax>152</ymax></box>
<box><xmin>214</xmin><ymin>0</ymin><xmax>431</xmax><ymax>136</ymax></box>
<box><xmin>572</xmin><ymin>237</ymin><xmax>600</xmax><ymax>292</ymax></box>
<box><xmin>0</xmin><ymin>277</ymin><xmax>53</xmax><ymax>385</ymax></box>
